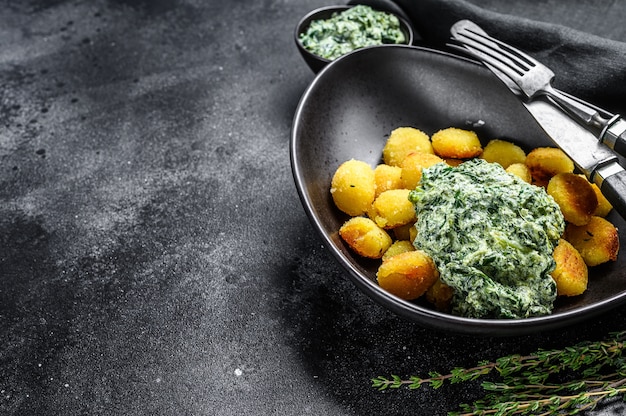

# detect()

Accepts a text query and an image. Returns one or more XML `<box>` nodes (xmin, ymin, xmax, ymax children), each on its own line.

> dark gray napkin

<box><xmin>352</xmin><ymin>0</ymin><xmax>626</xmax><ymax>115</ymax></box>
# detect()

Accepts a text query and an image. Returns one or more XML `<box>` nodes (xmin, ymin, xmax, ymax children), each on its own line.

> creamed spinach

<box><xmin>299</xmin><ymin>5</ymin><xmax>406</xmax><ymax>61</ymax></box>
<box><xmin>409</xmin><ymin>159</ymin><xmax>565</xmax><ymax>319</ymax></box>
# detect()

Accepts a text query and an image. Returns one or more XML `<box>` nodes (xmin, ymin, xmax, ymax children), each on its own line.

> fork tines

<box><xmin>450</xmin><ymin>20</ymin><xmax>555</xmax><ymax>98</ymax></box>
<box><xmin>456</xmin><ymin>29</ymin><xmax>535</xmax><ymax>76</ymax></box>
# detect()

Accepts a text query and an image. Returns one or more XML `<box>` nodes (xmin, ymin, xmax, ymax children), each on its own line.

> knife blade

<box><xmin>523</xmin><ymin>98</ymin><xmax>626</xmax><ymax>220</ymax></box>
<box><xmin>446</xmin><ymin>38</ymin><xmax>626</xmax><ymax>219</ymax></box>
<box><xmin>449</xmin><ymin>19</ymin><xmax>626</xmax><ymax>159</ymax></box>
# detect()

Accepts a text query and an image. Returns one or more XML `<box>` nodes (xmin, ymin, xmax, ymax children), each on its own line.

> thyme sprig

<box><xmin>372</xmin><ymin>331</ymin><xmax>626</xmax><ymax>415</ymax></box>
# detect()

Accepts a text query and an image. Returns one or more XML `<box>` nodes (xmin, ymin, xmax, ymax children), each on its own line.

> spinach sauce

<box><xmin>299</xmin><ymin>5</ymin><xmax>406</xmax><ymax>61</ymax></box>
<box><xmin>409</xmin><ymin>159</ymin><xmax>565</xmax><ymax>319</ymax></box>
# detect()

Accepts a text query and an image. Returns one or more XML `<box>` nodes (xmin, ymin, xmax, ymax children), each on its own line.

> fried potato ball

<box><xmin>444</xmin><ymin>158</ymin><xmax>464</xmax><ymax>167</ymax></box>
<box><xmin>376</xmin><ymin>250</ymin><xmax>439</xmax><ymax>300</ymax></box>
<box><xmin>564</xmin><ymin>216</ymin><xmax>619</xmax><ymax>266</ymax></box>
<box><xmin>393</xmin><ymin>221</ymin><xmax>415</xmax><ymax>241</ymax></box>
<box><xmin>330</xmin><ymin>159</ymin><xmax>376</xmax><ymax>216</ymax></box>
<box><xmin>381</xmin><ymin>240</ymin><xmax>415</xmax><ymax>261</ymax></box>
<box><xmin>383</xmin><ymin>127</ymin><xmax>433</xmax><ymax>167</ymax></box>
<box><xmin>425</xmin><ymin>278</ymin><xmax>454</xmax><ymax>311</ymax></box>
<box><xmin>547</xmin><ymin>173</ymin><xmax>598</xmax><ymax>226</ymax></box>
<box><xmin>590</xmin><ymin>182</ymin><xmax>613</xmax><ymax>217</ymax></box>
<box><xmin>506</xmin><ymin>162</ymin><xmax>532</xmax><ymax>183</ymax></box>
<box><xmin>525</xmin><ymin>147</ymin><xmax>574</xmax><ymax>185</ymax></box>
<box><xmin>368</xmin><ymin>189</ymin><xmax>416</xmax><ymax>229</ymax></box>
<box><xmin>400</xmin><ymin>152</ymin><xmax>444</xmax><ymax>190</ymax></box>
<box><xmin>339</xmin><ymin>217</ymin><xmax>392</xmax><ymax>259</ymax></box>
<box><xmin>551</xmin><ymin>239</ymin><xmax>588</xmax><ymax>297</ymax></box>
<box><xmin>574</xmin><ymin>174</ymin><xmax>612</xmax><ymax>217</ymax></box>
<box><xmin>409</xmin><ymin>224</ymin><xmax>418</xmax><ymax>243</ymax></box>
<box><xmin>431</xmin><ymin>127</ymin><xmax>482</xmax><ymax>159</ymax></box>
<box><xmin>374</xmin><ymin>164</ymin><xmax>403</xmax><ymax>197</ymax></box>
<box><xmin>481</xmin><ymin>139</ymin><xmax>527</xmax><ymax>168</ymax></box>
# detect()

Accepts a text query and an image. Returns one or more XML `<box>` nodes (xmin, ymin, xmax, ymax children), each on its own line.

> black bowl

<box><xmin>290</xmin><ymin>45</ymin><xmax>626</xmax><ymax>336</ymax></box>
<box><xmin>294</xmin><ymin>5</ymin><xmax>415</xmax><ymax>73</ymax></box>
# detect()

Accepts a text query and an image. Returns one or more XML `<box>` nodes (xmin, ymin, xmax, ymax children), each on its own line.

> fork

<box><xmin>449</xmin><ymin>19</ymin><xmax>626</xmax><ymax>156</ymax></box>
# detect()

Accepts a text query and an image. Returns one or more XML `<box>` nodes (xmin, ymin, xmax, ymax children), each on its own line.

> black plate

<box><xmin>290</xmin><ymin>45</ymin><xmax>626</xmax><ymax>336</ymax></box>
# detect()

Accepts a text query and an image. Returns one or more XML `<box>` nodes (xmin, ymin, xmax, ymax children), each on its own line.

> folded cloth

<box><xmin>350</xmin><ymin>0</ymin><xmax>626</xmax><ymax>115</ymax></box>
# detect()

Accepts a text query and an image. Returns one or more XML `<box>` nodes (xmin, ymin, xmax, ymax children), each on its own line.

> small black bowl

<box><xmin>294</xmin><ymin>5</ymin><xmax>415</xmax><ymax>73</ymax></box>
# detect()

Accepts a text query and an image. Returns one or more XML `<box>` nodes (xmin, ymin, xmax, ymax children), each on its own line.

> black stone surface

<box><xmin>1</xmin><ymin>1</ymin><xmax>625</xmax><ymax>415</ymax></box>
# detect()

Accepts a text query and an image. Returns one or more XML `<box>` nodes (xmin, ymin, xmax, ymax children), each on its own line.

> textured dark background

<box><xmin>1</xmin><ymin>1</ymin><xmax>625</xmax><ymax>415</ymax></box>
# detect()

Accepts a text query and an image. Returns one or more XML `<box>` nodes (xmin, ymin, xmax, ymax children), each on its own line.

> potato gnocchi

<box><xmin>329</xmin><ymin>125</ymin><xmax>620</xmax><ymax>311</ymax></box>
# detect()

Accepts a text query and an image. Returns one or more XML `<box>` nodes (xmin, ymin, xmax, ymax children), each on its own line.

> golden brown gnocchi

<box><xmin>506</xmin><ymin>162</ymin><xmax>532</xmax><ymax>183</ymax></box>
<box><xmin>425</xmin><ymin>278</ymin><xmax>454</xmax><ymax>311</ymax></box>
<box><xmin>374</xmin><ymin>164</ymin><xmax>402</xmax><ymax>197</ymax></box>
<box><xmin>564</xmin><ymin>216</ymin><xmax>619</xmax><ymax>266</ymax></box>
<box><xmin>392</xmin><ymin>222</ymin><xmax>415</xmax><ymax>241</ymax></box>
<box><xmin>339</xmin><ymin>217</ymin><xmax>392</xmax><ymax>259</ymax></box>
<box><xmin>376</xmin><ymin>250</ymin><xmax>439</xmax><ymax>300</ymax></box>
<box><xmin>368</xmin><ymin>189</ymin><xmax>416</xmax><ymax>229</ymax></box>
<box><xmin>444</xmin><ymin>158</ymin><xmax>464</xmax><ymax>167</ymax></box>
<box><xmin>431</xmin><ymin>127</ymin><xmax>482</xmax><ymax>159</ymax></box>
<box><xmin>547</xmin><ymin>173</ymin><xmax>598</xmax><ymax>226</ymax></box>
<box><xmin>400</xmin><ymin>152</ymin><xmax>443</xmax><ymax>190</ymax></box>
<box><xmin>481</xmin><ymin>139</ymin><xmax>526</xmax><ymax>168</ymax></box>
<box><xmin>330</xmin><ymin>159</ymin><xmax>376</xmax><ymax>216</ymax></box>
<box><xmin>382</xmin><ymin>127</ymin><xmax>433</xmax><ymax>167</ymax></box>
<box><xmin>525</xmin><ymin>147</ymin><xmax>575</xmax><ymax>185</ymax></box>
<box><xmin>589</xmin><ymin>182</ymin><xmax>613</xmax><ymax>217</ymax></box>
<box><xmin>381</xmin><ymin>240</ymin><xmax>414</xmax><ymax>261</ymax></box>
<box><xmin>551</xmin><ymin>239</ymin><xmax>588</xmax><ymax>296</ymax></box>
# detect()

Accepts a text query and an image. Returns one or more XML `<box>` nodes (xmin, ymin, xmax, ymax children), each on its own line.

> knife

<box><xmin>495</xmin><ymin>76</ymin><xmax>626</xmax><ymax>220</ymax></box>
<box><xmin>470</xmin><ymin>62</ymin><xmax>626</xmax><ymax>220</ymax></box>
<box><xmin>449</xmin><ymin>19</ymin><xmax>626</xmax><ymax>159</ymax></box>
<box><xmin>447</xmin><ymin>38</ymin><xmax>626</xmax><ymax>220</ymax></box>
<box><xmin>493</xmin><ymin>82</ymin><xmax>626</xmax><ymax>220</ymax></box>
<box><xmin>524</xmin><ymin>98</ymin><xmax>626</xmax><ymax>221</ymax></box>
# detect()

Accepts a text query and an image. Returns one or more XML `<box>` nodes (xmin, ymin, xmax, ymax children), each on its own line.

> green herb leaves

<box><xmin>373</xmin><ymin>331</ymin><xmax>626</xmax><ymax>415</ymax></box>
<box><xmin>409</xmin><ymin>159</ymin><xmax>564</xmax><ymax>318</ymax></box>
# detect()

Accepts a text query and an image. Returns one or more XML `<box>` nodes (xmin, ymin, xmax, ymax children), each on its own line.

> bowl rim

<box><xmin>290</xmin><ymin>44</ymin><xmax>626</xmax><ymax>336</ymax></box>
<box><xmin>294</xmin><ymin>4</ymin><xmax>415</xmax><ymax>65</ymax></box>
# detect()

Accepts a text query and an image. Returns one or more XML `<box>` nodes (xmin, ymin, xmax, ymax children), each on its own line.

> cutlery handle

<box><xmin>595</xmin><ymin>162</ymin><xmax>626</xmax><ymax>219</ymax></box>
<box><xmin>600</xmin><ymin>116</ymin><xmax>626</xmax><ymax>157</ymax></box>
